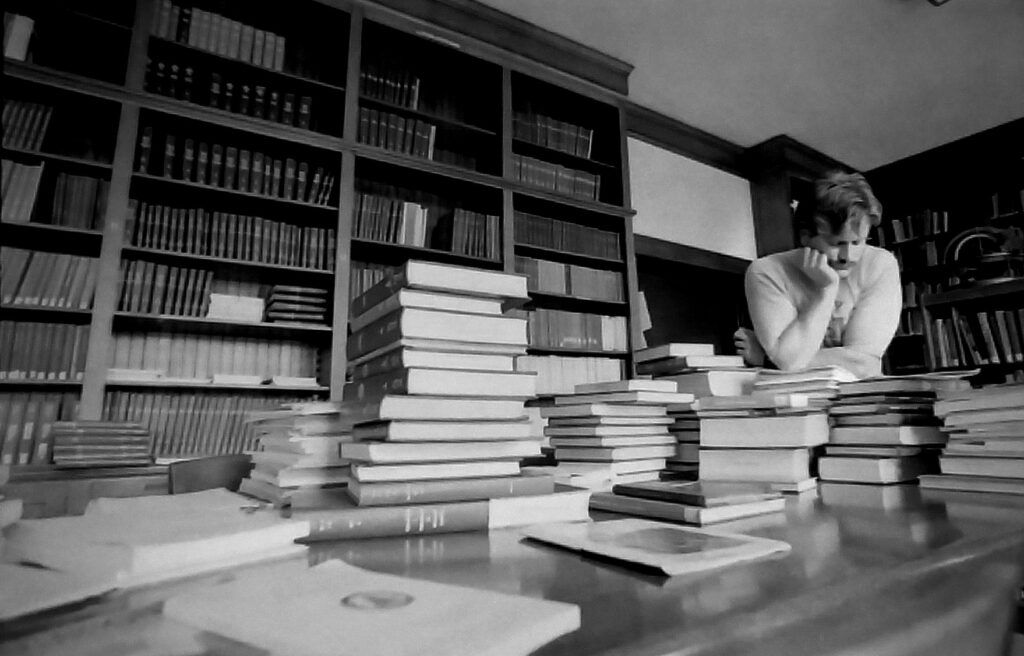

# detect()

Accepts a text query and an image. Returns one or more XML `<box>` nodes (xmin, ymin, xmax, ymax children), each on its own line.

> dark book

<box><xmin>297</xmin><ymin>95</ymin><xmax>311</xmax><ymax>129</ymax></box>
<box><xmin>253</xmin><ymin>85</ymin><xmax>266</xmax><ymax>119</ymax></box>
<box><xmin>182</xmin><ymin>66</ymin><xmax>195</xmax><ymax>102</ymax></box>
<box><xmin>282</xmin><ymin>158</ymin><xmax>296</xmax><ymax>200</ymax></box>
<box><xmin>181</xmin><ymin>138</ymin><xmax>195</xmax><ymax>181</ymax></box>
<box><xmin>222</xmin><ymin>81</ymin><xmax>235</xmax><ymax>112</ymax></box>
<box><xmin>267</xmin><ymin>90</ymin><xmax>281</xmax><ymax>123</ymax></box>
<box><xmin>209</xmin><ymin>72</ymin><xmax>222</xmax><ymax>108</ymax></box>
<box><xmin>136</xmin><ymin>127</ymin><xmax>153</xmax><ymax>173</ymax></box>
<box><xmin>196</xmin><ymin>142</ymin><xmax>209</xmax><ymax>184</ymax></box>
<box><xmin>162</xmin><ymin>134</ymin><xmax>177</xmax><ymax>178</ymax></box>
<box><xmin>282</xmin><ymin>93</ymin><xmax>295</xmax><ymax>126</ymax></box>
<box><xmin>612</xmin><ymin>480</ymin><xmax>783</xmax><ymax>508</ymax></box>
<box><xmin>210</xmin><ymin>144</ymin><xmax>223</xmax><ymax>187</ymax></box>
<box><xmin>251</xmin><ymin>152</ymin><xmax>264</xmax><ymax>193</ymax></box>
<box><xmin>295</xmin><ymin>162</ymin><xmax>308</xmax><ymax>202</ymax></box>
<box><xmin>237</xmin><ymin>149</ymin><xmax>251</xmax><ymax>192</ymax></box>
<box><xmin>224</xmin><ymin>146</ymin><xmax>238</xmax><ymax>190</ymax></box>
<box><xmin>238</xmin><ymin>84</ymin><xmax>251</xmax><ymax>116</ymax></box>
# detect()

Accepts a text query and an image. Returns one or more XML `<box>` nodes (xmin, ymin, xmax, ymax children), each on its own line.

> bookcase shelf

<box><xmin>921</xmin><ymin>279</ymin><xmax>1024</xmax><ymax>308</ymax></box>
<box><xmin>0</xmin><ymin>0</ymin><xmax>638</xmax><ymax>466</ymax></box>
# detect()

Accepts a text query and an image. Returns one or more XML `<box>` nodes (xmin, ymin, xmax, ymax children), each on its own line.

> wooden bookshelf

<box><xmin>1</xmin><ymin>0</ymin><xmax>637</xmax><ymax>462</ymax></box>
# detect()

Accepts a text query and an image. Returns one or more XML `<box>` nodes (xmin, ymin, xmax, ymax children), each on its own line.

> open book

<box><xmin>163</xmin><ymin>558</ymin><xmax>580</xmax><ymax>656</ymax></box>
<box><xmin>522</xmin><ymin>518</ymin><xmax>791</xmax><ymax>576</ymax></box>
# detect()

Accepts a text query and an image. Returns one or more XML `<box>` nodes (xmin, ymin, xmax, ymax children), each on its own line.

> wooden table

<box><xmin>3</xmin><ymin>485</ymin><xmax>1024</xmax><ymax>656</ymax></box>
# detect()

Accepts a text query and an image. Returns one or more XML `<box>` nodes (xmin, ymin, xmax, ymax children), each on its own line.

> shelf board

<box><xmin>526</xmin><ymin>346</ymin><xmax>629</xmax><ymax>357</ymax></box>
<box><xmin>148</xmin><ymin>36</ymin><xmax>347</xmax><ymax>94</ymax></box>
<box><xmin>104</xmin><ymin>379</ymin><xmax>329</xmax><ymax>392</ymax></box>
<box><xmin>0</xmin><ymin>221</ymin><xmax>104</xmax><ymax>256</ymax></box>
<box><xmin>137</xmin><ymin>91</ymin><xmax>345</xmax><ymax>151</ymax></box>
<box><xmin>512</xmin><ymin>137</ymin><xmax>618</xmax><ymax>171</ymax></box>
<box><xmin>353</xmin><ymin>144</ymin><xmax>505</xmax><ymax>190</ymax></box>
<box><xmin>113</xmin><ymin>312</ymin><xmax>333</xmax><ymax>337</ymax></box>
<box><xmin>2</xmin><ymin>58</ymin><xmax>127</xmax><ymax>104</ymax></box>
<box><xmin>131</xmin><ymin>173</ymin><xmax>339</xmax><ymax>212</ymax></box>
<box><xmin>514</xmin><ymin>243</ymin><xmax>624</xmax><ymax>268</ymax></box>
<box><xmin>526</xmin><ymin>291</ymin><xmax>627</xmax><ymax>314</ymax></box>
<box><xmin>360</xmin><ymin>95</ymin><xmax>498</xmax><ymax>137</ymax></box>
<box><xmin>0</xmin><ymin>378</ymin><xmax>83</xmax><ymax>388</ymax></box>
<box><xmin>921</xmin><ymin>278</ymin><xmax>1024</xmax><ymax>307</ymax></box>
<box><xmin>0</xmin><ymin>304</ymin><xmax>93</xmax><ymax>321</ymax></box>
<box><xmin>120</xmin><ymin>246</ymin><xmax>334</xmax><ymax>277</ymax></box>
<box><xmin>0</xmin><ymin>146</ymin><xmax>113</xmax><ymax>171</ymax></box>
<box><xmin>350</xmin><ymin>238</ymin><xmax>502</xmax><ymax>268</ymax></box>
<box><xmin>511</xmin><ymin>186</ymin><xmax>633</xmax><ymax>218</ymax></box>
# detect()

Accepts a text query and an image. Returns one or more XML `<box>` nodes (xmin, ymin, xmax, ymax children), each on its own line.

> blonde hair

<box><xmin>814</xmin><ymin>171</ymin><xmax>882</xmax><ymax>233</ymax></box>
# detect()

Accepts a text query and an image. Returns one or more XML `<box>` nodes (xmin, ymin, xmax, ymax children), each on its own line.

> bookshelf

<box><xmin>1</xmin><ymin>0</ymin><xmax>638</xmax><ymax>465</ymax></box>
<box><xmin>867</xmin><ymin>118</ymin><xmax>1024</xmax><ymax>380</ymax></box>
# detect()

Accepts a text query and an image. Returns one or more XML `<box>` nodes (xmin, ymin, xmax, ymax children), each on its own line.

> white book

<box><xmin>548</xmin><ymin>434</ymin><xmax>676</xmax><ymax>448</ymax></box>
<box><xmin>554</xmin><ymin>391</ymin><xmax>696</xmax><ymax>406</ymax></box>
<box><xmin>351</xmin><ymin>460</ymin><xmax>521</xmax><ymax>482</ymax></box>
<box><xmin>656</xmin><ymin>369</ymin><xmax>758</xmax><ymax>397</ymax></box>
<box><xmin>573</xmin><ymin>379</ymin><xmax>679</xmax><ymax>394</ymax></box>
<box><xmin>342</xmin><ymin>440</ymin><xmax>540</xmax><ymax>464</ymax></box>
<box><xmin>349</xmin><ymin>288</ymin><xmax>503</xmax><ymax>333</ymax></box>
<box><xmin>635</xmin><ymin>343</ymin><xmax>715</xmax><ymax>362</ymax></box>
<box><xmin>547</xmin><ymin>416</ymin><xmax>674</xmax><ymax>426</ymax></box>
<box><xmin>340</xmin><ymin>395</ymin><xmax>527</xmax><ymax>422</ymax></box>
<box><xmin>700</xmin><ymin>413</ymin><xmax>829</xmax><ymax>448</ymax></box>
<box><xmin>350</xmin><ymin>345</ymin><xmax>514</xmax><ymax>375</ymax></box>
<box><xmin>819</xmin><ymin>455</ymin><xmax>928</xmax><ymax>484</ymax></box>
<box><xmin>545</xmin><ymin>425</ymin><xmax>670</xmax><ymax>437</ymax></box>
<box><xmin>354</xmin><ymin>420</ymin><xmax>533</xmax><ymax>442</ymax></box>
<box><xmin>343</xmin><ymin>368</ymin><xmax>537</xmax><ymax>400</ymax></box>
<box><xmin>249</xmin><ymin>450</ymin><xmax>347</xmax><ymax>469</ymax></box>
<box><xmin>700</xmin><ymin>448</ymin><xmax>812</xmax><ymax>483</ymax></box>
<box><xmin>829</xmin><ymin>424</ymin><xmax>946</xmax><ymax>446</ymax></box>
<box><xmin>163</xmin><ymin>558</ymin><xmax>581</xmax><ymax>656</ymax></box>
<box><xmin>589</xmin><ymin>493</ymin><xmax>787</xmax><ymax>526</ymax></box>
<box><xmin>250</xmin><ymin>466</ymin><xmax>351</xmax><ymax>488</ymax></box>
<box><xmin>554</xmin><ymin>445</ymin><xmax>676</xmax><ymax>461</ymax></box>
<box><xmin>541</xmin><ymin>404</ymin><xmax>668</xmax><ymax>418</ymax></box>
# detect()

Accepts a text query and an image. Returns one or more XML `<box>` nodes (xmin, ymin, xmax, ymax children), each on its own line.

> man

<box><xmin>734</xmin><ymin>172</ymin><xmax>901</xmax><ymax>379</ymax></box>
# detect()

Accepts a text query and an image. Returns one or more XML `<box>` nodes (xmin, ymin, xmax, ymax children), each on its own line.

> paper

<box><xmin>163</xmin><ymin>558</ymin><xmax>580</xmax><ymax>656</ymax></box>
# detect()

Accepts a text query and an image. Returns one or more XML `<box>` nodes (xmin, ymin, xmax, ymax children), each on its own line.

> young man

<box><xmin>734</xmin><ymin>172</ymin><xmax>901</xmax><ymax>379</ymax></box>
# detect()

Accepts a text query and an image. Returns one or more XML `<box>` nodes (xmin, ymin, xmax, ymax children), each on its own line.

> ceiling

<box><xmin>476</xmin><ymin>0</ymin><xmax>1024</xmax><ymax>171</ymax></box>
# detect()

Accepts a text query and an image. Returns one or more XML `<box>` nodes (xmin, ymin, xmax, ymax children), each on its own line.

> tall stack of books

<box><xmin>239</xmin><ymin>401</ymin><xmax>352</xmax><ymax>508</ymax></box>
<box><xmin>920</xmin><ymin>382</ymin><xmax>1024</xmax><ymax>495</ymax></box>
<box><xmin>590</xmin><ymin>478</ymin><xmax>786</xmax><ymax>526</ymax></box>
<box><xmin>819</xmin><ymin>376</ymin><xmax>956</xmax><ymax>485</ymax></box>
<box><xmin>635</xmin><ymin>342</ymin><xmax>757</xmax><ymax>480</ymax></box>
<box><xmin>298</xmin><ymin>260</ymin><xmax>588</xmax><ymax>540</ymax></box>
<box><xmin>696</xmin><ymin>394</ymin><xmax>827</xmax><ymax>491</ymax></box>
<box><xmin>264</xmin><ymin>285</ymin><xmax>328</xmax><ymax>326</ymax></box>
<box><xmin>50</xmin><ymin>421</ymin><xmax>153</xmax><ymax>468</ymax></box>
<box><xmin>542</xmin><ymin>380</ymin><xmax>694</xmax><ymax>491</ymax></box>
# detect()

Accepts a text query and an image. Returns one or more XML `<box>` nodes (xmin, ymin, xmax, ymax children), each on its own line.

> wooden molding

<box><xmin>625</xmin><ymin>103</ymin><xmax>747</xmax><ymax>178</ymax></box>
<box><xmin>743</xmin><ymin>134</ymin><xmax>852</xmax><ymax>179</ymax></box>
<box><xmin>634</xmin><ymin>234</ymin><xmax>749</xmax><ymax>275</ymax></box>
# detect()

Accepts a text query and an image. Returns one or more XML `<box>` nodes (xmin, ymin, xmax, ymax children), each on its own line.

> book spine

<box><xmin>300</xmin><ymin>500</ymin><xmax>489</xmax><ymax>541</ymax></box>
<box><xmin>352</xmin><ymin>475</ymin><xmax>553</xmax><ymax>506</ymax></box>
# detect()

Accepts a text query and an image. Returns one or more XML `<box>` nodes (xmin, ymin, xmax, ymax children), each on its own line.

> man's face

<box><xmin>809</xmin><ymin>215</ymin><xmax>870</xmax><ymax>279</ymax></box>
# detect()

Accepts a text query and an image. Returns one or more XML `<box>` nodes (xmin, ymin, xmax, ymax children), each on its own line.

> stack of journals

<box><xmin>264</xmin><ymin>285</ymin><xmax>328</xmax><ymax>326</ymax></box>
<box><xmin>543</xmin><ymin>380</ymin><xmax>694</xmax><ymax>490</ymax></box>
<box><xmin>820</xmin><ymin>376</ymin><xmax>954</xmax><ymax>485</ymax></box>
<box><xmin>239</xmin><ymin>401</ymin><xmax>352</xmax><ymax>507</ymax></box>
<box><xmin>302</xmin><ymin>260</ymin><xmax>589</xmax><ymax>539</ymax></box>
<box><xmin>752</xmin><ymin>366</ymin><xmax>859</xmax><ymax>401</ymax></box>
<box><xmin>696</xmin><ymin>394</ymin><xmax>827</xmax><ymax>490</ymax></box>
<box><xmin>590</xmin><ymin>479</ymin><xmax>786</xmax><ymax>526</ymax></box>
<box><xmin>920</xmin><ymin>383</ymin><xmax>1024</xmax><ymax>495</ymax></box>
<box><xmin>51</xmin><ymin>421</ymin><xmax>153</xmax><ymax>468</ymax></box>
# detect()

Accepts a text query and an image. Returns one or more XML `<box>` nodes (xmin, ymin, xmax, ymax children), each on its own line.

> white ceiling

<box><xmin>476</xmin><ymin>0</ymin><xmax>1024</xmax><ymax>171</ymax></box>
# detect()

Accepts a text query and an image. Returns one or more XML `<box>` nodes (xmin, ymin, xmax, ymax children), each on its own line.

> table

<box><xmin>3</xmin><ymin>485</ymin><xmax>1024</xmax><ymax>656</ymax></box>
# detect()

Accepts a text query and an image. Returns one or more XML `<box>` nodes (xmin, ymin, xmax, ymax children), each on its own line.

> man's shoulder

<box><xmin>859</xmin><ymin>245</ymin><xmax>899</xmax><ymax>275</ymax></box>
<box><xmin>748</xmin><ymin>248</ymin><xmax>802</xmax><ymax>276</ymax></box>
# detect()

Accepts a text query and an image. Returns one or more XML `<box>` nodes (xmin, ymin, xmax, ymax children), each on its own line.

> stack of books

<box><xmin>920</xmin><ymin>382</ymin><xmax>1024</xmax><ymax>495</ymax></box>
<box><xmin>542</xmin><ymin>380</ymin><xmax>694</xmax><ymax>490</ymax></box>
<box><xmin>696</xmin><ymin>394</ymin><xmax>827</xmax><ymax>491</ymax></box>
<box><xmin>635</xmin><ymin>342</ymin><xmax>757</xmax><ymax>480</ymax></box>
<box><xmin>752</xmin><ymin>366</ymin><xmax>858</xmax><ymax>401</ymax></box>
<box><xmin>51</xmin><ymin>421</ymin><xmax>153</xmax><ymax>468</ymax></box>
<box><xmin>298</xmin><ymin>260</ymin><xmax>589</xmax><ymax>540</ymax></box>
<box><xmin>590</xmin><ymin>478</ymin><xmax>786</xmax><ymax>526</ymax></box>
<box><xmin>820</xmin><ymin>376</ymin><xmax>954</xmax><ymax>485</ymax></box>
<box><xmin>239</xmin><ymin>402</ymin><xmax>352</xmax><ymax>507</ymax></box>
<box><xmin>264</xmin><ymin>285</ymin><xmax>329</xmax><ymax>326</ymax></box>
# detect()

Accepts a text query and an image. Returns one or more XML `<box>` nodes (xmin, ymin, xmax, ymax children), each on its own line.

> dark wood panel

<box><xmin>625</xmin><ymin>103</ymin><xmax>747</xmax><ymax>178</ymax></box>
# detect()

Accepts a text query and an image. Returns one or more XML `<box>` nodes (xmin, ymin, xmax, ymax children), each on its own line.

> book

<box><xmin>162</xmin><ymin>558</ymin><xmax>581</xmax><ymax>656</ymax></box>
<box><xmin>0</xmin><ymin>563</ymin><xmax>115</xmax><ymax>622</ymax></box>
<box><xmin>634</xmin><ymin>343</ymin><xmax>715</xmax><ymax>362</ymax></box>
<box><xmin>553</xmin><ymin>445</ymin><xmax>676</xmax><ymax>461</ymax></box>
<box><xmin>655</xmin><ymin>369</ymin><xmax>758</xmax><ymax>396</ymax></box>
<box><xmin>611</xmin><ymin>479</ymin><xmax>784</xmax><ymax>507</ymax></box>
<box><xmin>589</xmin><ymin>492</ymin><xmax>786</xmax><ymax>526</ymax></box>
<box><xmin>700</xmin><ymin>448</ymin><xmax>812</xmax><ymax>484</ymax></box>
<box><xmin>341</xmin><ymin>439</ymin><xmax>541</xmax><ymax>464</ymax></box>
<box><xmin>350</xmin><ymin>260</ymin><xmax>529</xmax><ymax>317</ymax></box>
<box><xmin>349</xmin><ymin>345</ymin><xmax>514</xmax><ymax>378</ymax></box>
<box><xmin>349</xmin><ymin>288</ymin><xmax>504</xmax><ymax>333</ymax></box>
<box><xmin>343</xmin><ymin>369</ymin><xmax>536</xmax><ymax>400</ymax></box>
<box><xmin>347</xmin><ymin>308</ymin><xmax>527</xmax><ymax>360</ymax></box>
<box><xmin>939</xmin><ymin>456</ymin><xmax>1024</xmax><ymax>479</ymax></box>
<box><xmin>547</xmin><ymin>416</ymin><xmax>674</xmax><ymax>426</ymax></box>
<box><xmin>829</xmin><ymin>425</ymin><xmax>946</xmax><ymax>446</ymax></box>
<box><xmin>573</xmin><ymin>379</ymin><xmax>679</xmax><ymax>394</ymax></box>
<box><xmin>522</xmin><ymin>518</ymin><xmax>791</xmax><ymax>576</ymax></box>
<box><xmin>351</xmin><ymin>460</ymin><xmax>520</xmax><ymax>482</ymax></box>
<box><xmin>546</xmin><ymin>425</ymin><xmax>670</xmax><ymax>437</ymax></box>
<box><xmin>250</xmin><ymin>466</ymin><xmax>351</xmax><ymax>488</ymax></box>
<box><xmin>700</xmin><ymin>413</ymin><xmax>829</xmax><ymax>448</ymax></box>
<box><xmin>541</xmin><ymin>404</ymin><xmax>668</xmax><ymax>419</ymax></box>
<box><xmin>347</xmin><ymin>473</ymin><xmax>554</xmax><ymax>506</ymax></box>
<box><xmin>553</xmin><ymin>391</ymin><xmax>696</xmax><ymax>406</ymax></box>
<box><xmin>340</xmin><ymin>395</ymin><xmax>527</xmax><ymax>422</ymax></box>
<box><xmin>353</xmin><ymin>419</ymin><xmax>533</xmax><ymax>442</ymax></box>
<box><xmin>548</xmin><ymin>435</ymin><xmax>676</xmax><ymax>448</ymax></box>
<box><xmin>818</xmin><ymin>456</ymin><xmax>930</xmax><ymax>484</ymax></box>
<box><xmin>918</xmin><ymin>474</ymin><xmax>1024</xmax><ymax>495</ymax></box>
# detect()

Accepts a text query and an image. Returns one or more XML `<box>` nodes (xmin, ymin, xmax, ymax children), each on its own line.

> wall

<box><xmin>628</xmin><ymin>136</ymin><xmax>756</xmax><ymax>261</ymax></box>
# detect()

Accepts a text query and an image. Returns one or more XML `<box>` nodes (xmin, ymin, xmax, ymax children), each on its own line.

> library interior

<box><xmin>1</xmin><ymin>0</ymin><xmax>1023</xmax><ymax>654</ymax></box>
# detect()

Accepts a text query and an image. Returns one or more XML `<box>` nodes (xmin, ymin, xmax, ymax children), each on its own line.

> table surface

<box><xmin>3</xmin><ymin>485</ymin><xmax>1024</xmax><ymax>656</ymax></box>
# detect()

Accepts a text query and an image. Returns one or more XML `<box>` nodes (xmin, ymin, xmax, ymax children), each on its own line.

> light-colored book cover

<box><xmin>163</xmin><ymin>558</ymin><xmax>581</xmax><ymax>656</ymax></box>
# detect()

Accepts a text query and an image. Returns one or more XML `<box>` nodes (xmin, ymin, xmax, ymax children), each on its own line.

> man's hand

<box><xmin>733</xmin><ymin>327</ymin><xmax>765</xmax><ymax>367</ymax></box>
<box><xmin>801</xmin><ymin>246</ymin><xmax>839</xmax><ymax>290</ymax></box>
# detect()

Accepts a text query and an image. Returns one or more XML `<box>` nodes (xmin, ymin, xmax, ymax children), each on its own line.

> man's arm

<box><xmin>746</xmin><ymin>250</ymin><xmax>838</xmax><ymax>371</ymax></box>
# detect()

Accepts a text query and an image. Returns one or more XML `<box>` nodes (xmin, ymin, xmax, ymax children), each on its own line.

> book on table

<box><xmin>553</xmin><ymin>444</ymin><xmax>676</xmax><ymax>462</ymax></box>
<box><xmin>699</xmin><ymin>412</ymin><xmax>829</xmax><ymax>448</ymax></box>
<box><xmin>350</xmin><ymin>459</ymin><xmax>522</xmax><ymax>482</ymax></box>
<box><xmin>353</xmin><ymin>419</ymin><xmax>533</xmax><ymax>442</ymax></box>
<box><xmin>589</xmin><ymin>492</ymin><xmax>786</xmax><ymax>526</ymax></box>
<box><xmin>818</xmin><ymin>455</ymin><xmax>930</xmax><ymax>484</ymax></box>
<box><xmin>541</xmin><ymin>403</ymin><xmax>668</xmax><ymax>418</ymax></box>
<box><xmin>347</xmin><ymin>308</ymin><xmax>527</xmax><ymax>360</ymax></box>
<box><xmin>347</xmin><ymin>473</ymin><xmax>555</xmax><ymax>506</ymax></box>
<box><xmin>522</xmin><ymin>517</ymin><xmax>791</xmax><ymax>576</ymax></box>
<box><xmin>341</xmin><ymin>395</ymin><xmax>529</xmax><ymax>422</ymax></box>
<box><xmin>546</xmin><ymin>415</ymin><xmax>674</xmax><ymax>426</ymax></box>
<box><xmin>649</xmin><ymin>368</ymin><xmax>758</xmax><ymax>396</ymax></box>
<box><xmin>350</xmin><ymin>345</ymin><xmax>516</xmax><ymax>377</ymax></box>
<box><xmin>343</xmin><ymin>368</ymin><xmax>537</xmax><ymax>400</ymax></box>
<box><xmin>918</xmin><ymin>473</ymin><xmax>1024</xmax><ymax>495</ymax></box>
<box><xmin>545</xmin><ymin>424</ymin><xmax>670</xmax><ymax>437</ymax></box>
<box><xmin>573</xmin><ymin>379</ymin><xmax>679</xmax><ymax>394</ymax></box>
<box><xmin>553</xmin><ymin>390</ymin><xmax>696</xmax><ymax>406</ymax></box>
<box><xmin>341</xmin><ymin>439</ymin><xmax>541</xmax><ymax>464</ymax></box>
<box><xmin>829</xmin><ymin>424</ymin><xmax>946</xmax><ymax>446</ymax></box>
<box><xmin>348</xmin><ymin>287</ymin><xmax>505</xmax><ymax>333</ymax></box>
<box><xmin>699</xmin><ymin>448</ymin><xmax>813</xmax><ymax>484</ymax></box>
<box><xmin>548</xmin><ymin>434</ymin><xmax>676</xmax><ymax>448</ymax></box>
<box><xmin>634</xmin><ymin>342</ymin><xmax>715</xmax><ymax>362</ymax></box>
<box><xmin>611</xmin><ymin>479</ymin><xmax>784</xmax><ymax>507</ymax></box>
<box><xmin>938</xmin><ymin>455</ymin><xmax>1024</xmax><ymax>479</ymax></box>
<box><xmin>162</xmin><ymin>558</ymin><xmax>580</xmax><ymax>656</ymax></box>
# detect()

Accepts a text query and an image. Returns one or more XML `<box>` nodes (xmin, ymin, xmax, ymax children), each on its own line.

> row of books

<box><xmin>515</xmin><ymin>256</ymin><xmax>623</xmax><ymax>302</ymax></box>
<box><xmin>359</xmin><ymin>62</ymin><xmax>421</xmax><ymax>111</ymax></box>
<box><xmin>513</xmin><ymin>153</ymin><xmax>601</xmax><ymax>202</ymax></box>
<box><xmin>513</xmin><ymin>210</ymin><xmax>620</xmax><ymax>259</ymax></box>
<box><xmin>109</xmin><ymin>331</ymin><xmax>320</xmax><ymax>381</ymax></box>
<box><xmin>360</xmin><ymin>58</ymin><xmax>476</xmax><ymax>127</ymax></box>
<box><xmin>1</xmin><ymin>161</ymin><xmax>44</xmax><ymax>225</ymax></box>
<box><xmin>877</xmin><ymin>209</ymin><xmax>950</xmax><ymax>246</ymax></box>
<box><xmin>0</xmin><ymin>322</ymin><xmax>90</xmax><ymax>381</ymax></box>
<box><xmin>0</xmin><ymin>392</ymin><xmax>78</xmax><ymax>466</ymax></box>
<box><xmin>893</xmin><ymin>239</ymin><xmax>941</xmax><ymax>272</ymax></box>
<box><xmin>512</xmin><ymin>111</ymin><xmax>595</xmax><ymax>160</ymax></box>
<box><xmin>152</xmin><ymin>1</ymin><xmax>286</xmax><ymax>73</ymax></box>
<box><xmin>515</xmin><ymin>355</ymin><xmax>624</xmax><ymax>396</ymax></box>
<box><xmin>523</xmin><ymin>308</ymin><xmax>628</xmax><ymax>352</ymax></box>
<box><xmin>989</xmin><ymin>189</ymin><xmax>1024</xmax><ymax>218</ymax></box>
<box><xmin>104</xmin><ymin>390</ymin><xmax>315</xmax><ymax>456</ymax></box>
<box><xmin>135</xmin><ymin>128</ymin><xmax>336</xmax><ymax>206</ymax></box>
<box><xmin>1</xmin><ymin>248</ymin><xmax>99</xmax><ymax>309</ymax></box>
<box><xmin>931</xmin><ymin>307</ymin><xmax>1024</xmax><ymax>368</ymax></box>
<box><xmin>126</xmin><ymin>202</ymin><xmax>336</xmax><ymax>271</ymax></box>
<box><xmin>2</xmin><ymin>100</ymin><xmax>53</xmax><ymax>152</ymax></box>
<box><xmin>263</xmin><ymin>286</ymin><xmax>329</xmax><ymax>327</ymax></box>
<box><xmin>356</xmin><ymin>108</ymin><xmax>437</xmax><ymax>160</ymax></box>
<box><xmin>51</xmin><ymin>421</ymin><xmax>154</xmax><ymax>469</ymax></box>
<box><xmin>50</xmin><ymin>172</ymin><xmax>110</xmax><ymax>230</ymax></box>
<box><xmin>118</xmin><ymin>260</ymin><xmax>212</xmax><ymax>317</ymax></box>
<box><xmin>349</xmin><ymin>261</ymin><xmax>390</xmax><ymax>302</ymax></box>
<box><xmin>901</xmin><ymin>280</ymin><xmax>942</xmax><ymax>310</ymax></box>
<box><xmin>898</xmin><ymin>308</ymin><xmax>925</xmax><ymax>337</ymax></box>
